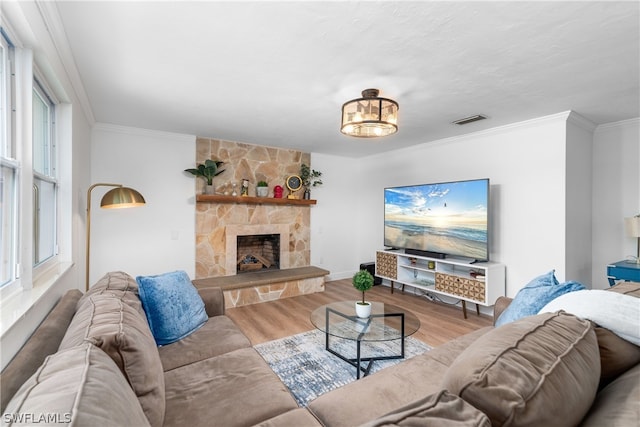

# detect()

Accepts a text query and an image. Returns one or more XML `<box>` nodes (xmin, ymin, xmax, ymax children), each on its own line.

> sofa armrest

<box><xmin>493</xmin><ymin>296</ymin><xmax>513</xmax><ymax>325</ymax></box>
<box><xmin>1</xmin><ymin>289</ymin><xmax>83</xmax><ymax>412</ymax></box>
<box><xmin>197</xmin><ymin>286</ymin><xmax>225</xmax><ymax>317</ymax></box>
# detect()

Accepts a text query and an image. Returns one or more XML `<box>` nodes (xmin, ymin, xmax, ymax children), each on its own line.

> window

<box><xmin>32</xmin><ymin>80</ymin><xmax>57</xmax><ymax>265</ymax></box>
<box><xmin>1</xmin><ymin>29</ymin><xmax>61</xmax><ymax>293</ymax></box>
<box><xmin>0</xmin><ymin>32</ymin><xmax>16</xmax><ymax>287</ymax></box>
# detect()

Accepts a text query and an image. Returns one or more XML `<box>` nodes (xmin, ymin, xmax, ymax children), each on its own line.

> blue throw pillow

<box><xmin>495</xmin><ymin>270</ymin><xmax>585</xmax><ymax>327</ymax></box>
<box><xmin>136</xmin><ymin>270</ymin><xmax>208</xmax><ymax>346</ymax></box>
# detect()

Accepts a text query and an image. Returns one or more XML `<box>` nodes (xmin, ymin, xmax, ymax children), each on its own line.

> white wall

<box><xmin>309</xmin><ymin>153</ymin><xmax>361</xmax><ymax>279</ymax></box>
<box><xmin>592</xmin><ymin>118</ymin><xmax>640</xmax><ymax>288</ymax></box>
<box><xmin>353</xmin><ymin>113</ymin><xmax>572</xmax><ymax>297</ymax></box>
<box><xmin>89</xmin><ymin>124</ymin><xmax>196</xmax><ymax>285</ymax></box>
<box><xmin>565</xmin><ymin>114</ymin><xmax>595</xmax><ymax>285</ymax></box>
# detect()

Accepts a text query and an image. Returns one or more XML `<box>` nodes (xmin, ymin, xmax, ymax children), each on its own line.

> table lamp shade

<box><xmin>625</xmin><ymin>217</ymin><xmax>640</xmax><ymax>237</ymax></box>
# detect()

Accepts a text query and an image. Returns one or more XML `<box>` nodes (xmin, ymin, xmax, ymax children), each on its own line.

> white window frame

<box><xmin>0</xmin><ymin>30</ymin><xmax>19</xmax><ymax>296</ymax></box>
<box><xmin>31</xmin><ymin>76</ymin><xmax>58</xmax><ymax>267</ymax></box>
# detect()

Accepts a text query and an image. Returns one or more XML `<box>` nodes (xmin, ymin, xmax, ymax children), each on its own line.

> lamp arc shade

<box><xmin>100</xmin><ymin>187</ymin><xmax>146</xmax><ymax>208</ymax></box>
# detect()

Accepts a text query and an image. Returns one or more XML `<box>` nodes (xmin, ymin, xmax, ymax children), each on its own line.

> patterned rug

<box><xmin>254</xmin><ymin>329</ymin><xmax>431</xmax><ymax>407</ymax></box>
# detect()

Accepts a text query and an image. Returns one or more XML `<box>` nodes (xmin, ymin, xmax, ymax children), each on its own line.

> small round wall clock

<box><xmin>286</xmin><ymin>175</ymin><xmax>302</xmax><ymax>198</ymax></box>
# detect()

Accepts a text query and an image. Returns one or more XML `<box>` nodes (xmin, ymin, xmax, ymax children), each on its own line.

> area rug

<box><xmin>254</xmin><ymin>329</ymin><xmax>431</xmax><ymax>407</ymax></box>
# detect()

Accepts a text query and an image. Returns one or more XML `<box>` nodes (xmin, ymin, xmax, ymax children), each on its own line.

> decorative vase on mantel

<box><xmin>204</xmin><ymin>184</ymin><xmax>215</xmax><ymax>195</ymax></box>
<box><xmin>303</xmin><ymin>188</ymin><xmax>311</xmax><ymax>200</ymax></box>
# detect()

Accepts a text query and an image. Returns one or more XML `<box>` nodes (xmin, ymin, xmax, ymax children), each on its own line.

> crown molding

<box><xmin>595</xmin><ymin>117</ymin><xmax>640</xmax><ymax>133</ymax></box>
<box><xmin>566</xmin><ymin>111</ymin><xmax>597</xmax><ymax>132</ymax></box>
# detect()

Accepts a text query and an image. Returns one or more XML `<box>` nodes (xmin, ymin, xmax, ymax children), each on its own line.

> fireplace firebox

<box><xmin>236</xmin><ymin>234</ymin><xmax>280</xmax><ymax>273</ymax></box>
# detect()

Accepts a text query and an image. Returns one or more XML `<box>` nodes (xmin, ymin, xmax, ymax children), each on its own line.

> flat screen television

<box><xmin>384</xmin><ymin>178</ymin><xmax>490</xmax><ymax>262</ymax></box>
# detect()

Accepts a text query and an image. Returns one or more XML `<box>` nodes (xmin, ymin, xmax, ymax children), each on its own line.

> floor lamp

<box><xmin>86</xmin><ymin>183</ymin><xmax>146</xmax><ymax>291</ymax></box>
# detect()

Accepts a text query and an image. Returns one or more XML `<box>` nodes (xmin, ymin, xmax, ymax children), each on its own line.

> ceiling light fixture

<box><xmin>341</xmin><ymin>88</ymin><xmax>399</xmax><ymax>138</ymax></box>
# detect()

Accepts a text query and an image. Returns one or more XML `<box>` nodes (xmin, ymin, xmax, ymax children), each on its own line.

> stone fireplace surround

<box><xmin>193</xmin><ymin>137</ymin><xmax>327</xmax><ymax>307</ymax></box>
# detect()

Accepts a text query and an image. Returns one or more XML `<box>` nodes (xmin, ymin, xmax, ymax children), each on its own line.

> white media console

<box><xmin>375</xmin><ymin>249</ymin><xmax>506</xmax><ymax>318</ymax></box>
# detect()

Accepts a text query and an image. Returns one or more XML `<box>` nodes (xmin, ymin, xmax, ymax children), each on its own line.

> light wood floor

<box><xmin>226</xmin><ymin>279</ymin><xmax>493</xmax><ymax>347</ymax></box>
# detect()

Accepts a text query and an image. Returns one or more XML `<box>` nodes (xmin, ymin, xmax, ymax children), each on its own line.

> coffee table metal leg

<box><xmin>323</xmin><ymin>309</ymin><xmax>408</xmax><ymax>380</ymax></box>
<box><xmin>356</xmin><ymin>340</ymin><xmax>361</xmax><ymax>379</ymax></box>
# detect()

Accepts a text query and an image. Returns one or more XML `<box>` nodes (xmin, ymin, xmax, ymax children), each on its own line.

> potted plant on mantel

<box><xmin>256</xmin><ymin>180</ymin><xmax>269</xmax><ymax>197</ymax></box>
<box><xmin>300</xmin><ymin>163</ymin><xmax>323</xmax><ymax>200</ymax></box>
<box><xmin>184</xmin><ymin>159</ymin><xmax>225</xmax><ymax>194</ymax></box>
<box><xmin>352</xmin><ymin>269</ymin><xmax>374</xmax><ymax>318</ymax></box>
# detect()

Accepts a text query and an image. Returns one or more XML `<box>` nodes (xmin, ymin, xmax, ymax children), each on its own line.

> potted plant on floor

<box><xmin>184</xmin><ymin>159</ymin><xmax>225</xmax><ymax>194</ymax></box>
<box><xmin>256</xmin><ymin>180</ymin><xmax>269</xmax><ymax>197</ymax></box>
<box><xmin>352</xmin><ymin>269</ymin><xmax>374</xmax><ymax>318</ymax></box>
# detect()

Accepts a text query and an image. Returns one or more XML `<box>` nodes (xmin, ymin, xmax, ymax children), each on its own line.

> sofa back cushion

<box><xmin>59</xmin><ymin>293</ymin><xmax>165</xmax><ymax>427</ymax></box>
<box><xmin>442</xmin><ymin>311</ymin><xmax>600</xmax><ymax>427</ymax></box>
<box><xmin>2</xmin><ymin>343</ymin><xmax>150</xmax><ymax>426</ymax></box>
<box><xmin>579</xmin><ymin>363</ymin><xmax>640</xmax><ymax>426</ymax></box>
<box><xmin>82</xmin><ymin>271</ymin><xmax>146</xmax><ymax>317</ymax></box>
<box><xmin>595</xmin><ymin>326</ymin><xmax>640</xmax><ymax>387</ymax></box>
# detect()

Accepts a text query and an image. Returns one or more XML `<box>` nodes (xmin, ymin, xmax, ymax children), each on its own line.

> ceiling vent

<box><xmin>451</xmin><ymin>114</ymin><xmax>487</xmax><ymax>125</ymax></box>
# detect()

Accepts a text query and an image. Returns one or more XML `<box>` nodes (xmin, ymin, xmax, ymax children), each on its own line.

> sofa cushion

<box><xmin>495</xmin><ymin>270</ymin><xmax>585</xmax><ymax>326</ymax></box>
<box><xmin>163</xmin><ymin>347</ymin><xmax>298</xmax><ymax>427</ymax></box>
<box><xmin>595</xmin><ymin>326</ymin><xmax>640</xmax><ymax>387</ymax></box>
<box><xmin>443</xmin><ymin>311</ymin><xmax>600</xmax><ymax>427</ymax></box>
<box><xmin>359</xmin><ymin>390</ymin><xmax>491</xmax><ymax>427</ymax></box>
<box><xmin>579</xmin><ymin>364</ymin><xmax>640</xmax><ymax>426</ymax></box>
<box><xmin>2</xmin><ymin>343</ymin><xmax>150</xmax><ymax>426</ymax></box>
<box><xmin>253</xmin><ymin>408</ymin><xmax>323</xmax><ymax>427</ymax></box>
<box><xmin>136</xmin><ymin>270</ymin><xmax>208</xmax><ymax>345</ymax></box>
<box><xmin>308</xmin><ymin>327</ymin><xmax>492</xmax><ymax>427</ymax></box>
<box><xmin>59</xmin><ymin>294</ymin><xmax>165</xmax><ymax>427</ymax></box>
<box><xmin>0</xmin><ymin>289</ymin><xmax>82</xmax><ymax>414</ymax></box>
<box><xmin>158</xmin><ymin>315</ymin><xmax>251</xmax><ymax>372</ymax></box>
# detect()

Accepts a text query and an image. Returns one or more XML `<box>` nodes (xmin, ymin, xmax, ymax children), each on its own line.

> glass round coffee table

<box><xmin>310</xmin><ymin>300</ymin><xmax>420</xmax><ymax>379</ymax></box>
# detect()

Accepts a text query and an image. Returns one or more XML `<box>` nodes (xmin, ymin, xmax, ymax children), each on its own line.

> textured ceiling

<box><xmin>54</xmin><ymin>1</ymin><xmax>639</xmax><ymax>157</ymax></box>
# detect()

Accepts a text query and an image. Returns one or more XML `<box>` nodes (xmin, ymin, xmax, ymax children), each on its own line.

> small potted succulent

<box><xmin>256</xmin><ymin>180</ymin><xmax>269</xmax><ymax>197</ymax></box>
<box><xmin>184</xmin><ymin>159</ymin><xmax>225</xmax><ymax>194</ymax></box>
<box><xmin>352</xmin><ymin>269</ymin><xmax>374</xmax><ymax>318</ymax></box>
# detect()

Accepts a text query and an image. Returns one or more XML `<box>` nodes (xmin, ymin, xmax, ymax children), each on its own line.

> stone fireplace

<box><xmin>194</xmin><ymin>137</ymin><xmax>311</xmax><ymax>279</ymax></box>
<box><xmin>192</xmin><ymin>137</ymin><xmax>327</xmax><ymax>308</ymax></box>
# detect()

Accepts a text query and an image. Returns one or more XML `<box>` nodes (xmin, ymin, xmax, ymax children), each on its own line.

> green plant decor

<box><xmin>352</xmin><ymin>270</ymin><xmax>374</xmax><ymax>305</ymax></box>
<box><xmin>257</xmin><ymin>180</ymin><xmax>268</xmax><ymax>187</ymax></box>
<box><xmin>184</xmin><ymin>159</ymin><xmax>225</xmax><ymax>185</ymax></box>
<box><xmin>300</xmin><ymin>164</ymin><xmax>323</xmax><ymax>188</ymax></box>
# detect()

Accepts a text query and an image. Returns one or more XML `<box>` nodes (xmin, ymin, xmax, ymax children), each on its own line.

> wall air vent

<box><xmin>451</xmin><ymin>114</ymin><xmax>488</xmax><ymax>125</ymax></box>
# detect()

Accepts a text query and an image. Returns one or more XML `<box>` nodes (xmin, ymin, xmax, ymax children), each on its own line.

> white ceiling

<box><xmin>53</xmin><ymin>1</ymin><xmax>639</xmax><ymax>158</ymax></box>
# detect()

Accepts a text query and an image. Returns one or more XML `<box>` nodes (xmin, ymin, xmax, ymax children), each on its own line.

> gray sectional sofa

<box><xmin>2</xmin><ymin>272</ymin><xmax>639</xmax><ymax>426</ymax></box>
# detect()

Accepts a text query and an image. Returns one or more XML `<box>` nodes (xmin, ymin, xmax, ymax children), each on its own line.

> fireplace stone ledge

<box><xmin>192</xmin><ymin>266</ymin><xmax>329</xmax><ymax>308</ymax></box>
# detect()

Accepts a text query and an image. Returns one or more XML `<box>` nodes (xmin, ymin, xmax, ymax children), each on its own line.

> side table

<box><xmin>606</xmin><ymin>260</ymin><xmax>640</xmax><ymax>286</ymax></box>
